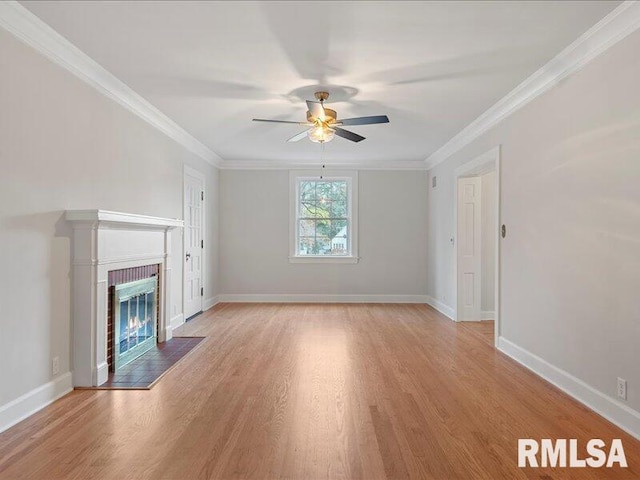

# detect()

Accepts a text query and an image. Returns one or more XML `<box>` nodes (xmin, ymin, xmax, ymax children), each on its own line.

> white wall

<box><xmin>427</xmin><ymin>27</ymin><xmax>640</xmax><ymax>423</ymax></box>
<box><xmin>480</xmin><ymin>170</ymin><xmax>496</xmax><ymax>314</ymax></box>
<box><xmin>0</xmin><ymin>29</ymin><xmax>219</xmax><ymax>423</ymax></box>
<box><xmin>220</xmin><ymin>169</ymin><xmax>428</xmax><ymax>299</ymax></box>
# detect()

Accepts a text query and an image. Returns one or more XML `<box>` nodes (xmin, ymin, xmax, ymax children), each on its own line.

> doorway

<box><xmin>454</xmin><ymin>146</ymin><xmax>501</xmax><ymax>346</ymax></box>
<box><xmin>183</xmin><ymin>165</ymin><xmax>205</xmax><ymax>321</ymax></box>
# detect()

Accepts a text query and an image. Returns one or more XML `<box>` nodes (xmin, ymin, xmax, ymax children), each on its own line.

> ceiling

<box><xmin>21</xmin><ymin>1</ymin><xmax>618</xmax><ymax>166</ymax></box>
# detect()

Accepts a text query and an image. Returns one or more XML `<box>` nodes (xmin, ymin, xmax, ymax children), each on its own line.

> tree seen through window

<box><xmin>297</xmin><ymin>179</ymin><xmax>349</xmax><ymax>255</ymax></box>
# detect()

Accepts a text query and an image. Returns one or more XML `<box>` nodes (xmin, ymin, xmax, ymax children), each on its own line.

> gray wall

<box><xmin>220</xmin><ymin>169</ymin><xmax>428</xmax><ymax>297</ymax></box>
<box><xmin>427</xmin><ymin>28</ymin><xmax>640</xmax><ymax>413</ymax></box>
<box><xmin>0</xmin><ymin>29</ymin><xmax>219</xmax><ymax>407</ymax></box>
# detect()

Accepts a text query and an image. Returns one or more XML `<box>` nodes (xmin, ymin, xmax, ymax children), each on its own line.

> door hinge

<box><xmin>200</xmin><ymin>287</ymin><xmax>203</xmax><ymax>297</ymax></box>
<box><xmin>201</xmin><ymin>239</ymin><xmax>204</xmax><ymax>248</ymax></box>
<box><xmin>201</xmin><ymin>191</ymin><xmax>204</xmax><ymax>201</ymax></box>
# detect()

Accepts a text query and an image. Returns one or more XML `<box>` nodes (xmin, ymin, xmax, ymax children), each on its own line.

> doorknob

<box><xmin>185</xmin><ymin>252</ymin><xmax>191</xmax><ymax>261</ymax></box>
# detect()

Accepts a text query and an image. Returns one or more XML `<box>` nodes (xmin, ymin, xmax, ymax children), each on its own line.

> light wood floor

<box><xmin>0</xmin><ymin>304</ymin><xmax>638</xmax><ymax>479</ymax></box>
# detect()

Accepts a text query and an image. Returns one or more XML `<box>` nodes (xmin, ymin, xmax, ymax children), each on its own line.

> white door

<box><xmin>457</xmin><ymin>177</ymin><xmax>482</xmax><ymax>321</ymax></box>
<box><xmin>184</xmin><ymin>170</ymin><xmax>204</xmax><ymax>319</ymax></box>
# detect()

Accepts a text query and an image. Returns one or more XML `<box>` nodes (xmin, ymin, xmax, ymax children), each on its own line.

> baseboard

<box><xmin>204</xmin><ymin>296</ymin><xmax>219</xmax><ymax>310</ymax></box>
<box><xmin>0</xmin><ymin>372</ymin><xmax>73</xmax><ymax>434</ymax></box>
<box><xmin>497</xmin><ymin>337</ymin><xmax>640</xmax><ymax>440</ymax></box>
<box><xmin>170</xmin><ymin>313</ymin><xmax>185</xmax><ymax>331</ymax></box>
<box><xmin>217</xmin><ymin>294</ymin><xmax>429</xmax><ymax>304</ymax></box>
<box><xmin>481</xmin><ymin>310</ymin><xmax>495</xmax><ymax>320</ymax></box>
<box><xmin>95</xmin><ymin>362</ymin><xmax>108</xmax><ymax>387</ymax></box>
<box><xmin>425</xmin><ymin>296</ymin><xmax>455</xmax><ymax>320</ymax></box>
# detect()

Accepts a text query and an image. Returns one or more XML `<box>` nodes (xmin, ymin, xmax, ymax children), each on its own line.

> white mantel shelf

<box><xmin>66</xmin><ymin>209</ymin><xmax>181</xmax><ymax>387</ymax></box>
<box><xmin>65</xmin><ymin>209</ymin><xmax>183</xmax><ymax>229</ymax></box>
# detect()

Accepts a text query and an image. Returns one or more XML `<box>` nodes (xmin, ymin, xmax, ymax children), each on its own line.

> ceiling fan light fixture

<box><xmin>307</xmin><ymin>124</ymin><xmax>335</xmax><ymax>143</ymax></box>
<box><xmin>253</xmin><ymin>91</ymin><xmax>389</xmax><ymax>144</ymax></box>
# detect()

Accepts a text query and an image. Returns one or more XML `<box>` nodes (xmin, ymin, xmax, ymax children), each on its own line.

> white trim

<box><xmin>96</xmin><ymin>362</ymin><xmax>109</xmax><ymax>386</ymax></box>
<box><xmin>425</xmin><ymin>1</ymin><xmax>640</xmax><ymax>170</ymax></box>
<box><xmin>0</xmin><ymin>1</ymin><xmax>221</xmax><ymax>167</ymax></box>
<box><xmin>288</xmin><ymin>256</ymin><xmax>359</xmax><ymax>264</ymax></box>
<box><xmin>184</xmin><ymin>164</ymin><xmax>206</xmax><ymax>182</ymax></box>
<box><xmin>170</xmin><ymin>313</ymin><xmax>185</xmax><ymax>331</ymax></box>
<box><xmin>453</xmin><ymin>146</ymin><xmax>501</xmax><ymax>178</ymax></box>
<box><xmin>204</xmin><ymin>296</ymin><xmax>219</xmax><ymax>311</ymax></box>
<box><xmin>498</xmin><ymin>337</ymin><xmax>640</xmax><ymax>440</ymax></box>
<box><xmin>0</xmin><ymin>372</ymin><xmax>72</xmax><ymax>434</ymax></box>
<box><xmin>65</xmin><ymin>210</ymin><xmax>183</xmax><ymax>229</ymax></box>
<box><xmin>73</xmin><ymin>253</ymin><xmax>166</xmax><ymax>267</ymax></box>
<box><xmin>425</xmin><ymin>296</ymin><xmax>455</xmax><ymax>320</ymax></box>
<box><xmin>218</xmin><ymin>294</ymin><xmax>428</xmax><ymax>304</ymax></box>
<box><xmin>453</xmin><ymin>146</ymin><xmax>501</xmax><ymax>345</ymax></box>
<box><xmin>164</xmin><ymin>325</ymin><xmax>174</xmax><ymax>342</ymax></box>
<box><xmin>221</xmin><ymin>160</ymin><xmax>428</xmax><ymax>171</ymax></box>
<box><xmin>289</xmin><ymin>170</ymin><xmax>359</xmax><ymax>263</ymax></box>
<box><xmin>480</xmin><ymin>310</ymin><xmax>495</xmax><ymax>321</ymax></box>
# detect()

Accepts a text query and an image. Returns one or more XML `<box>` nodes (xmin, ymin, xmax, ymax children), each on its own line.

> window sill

<box><xmin>289</xmin><ymin>256</ymin><xmax>359</xmax><ymax>264</ymax></box>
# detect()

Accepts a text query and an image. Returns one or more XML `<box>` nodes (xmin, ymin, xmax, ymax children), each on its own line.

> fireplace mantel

<box><xmin>65</xmin><ymin>209</ymin><xmax>183</xmax><ymax>229</ymax></box>
<box><xmin>66</xmin><ymin>210</ymin><xmax>183</xmax><ymax>387</ymax></box>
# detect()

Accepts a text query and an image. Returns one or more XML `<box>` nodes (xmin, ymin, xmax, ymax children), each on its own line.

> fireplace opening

<box><xmin>107</xmin><ymin>264</ymin><xmax>161</xmax><ymax>373</ymax></box>
<box><xmin>113</xmin><ymin>277</ymin><xmax>158</xmax><ymax>369</ymax></box>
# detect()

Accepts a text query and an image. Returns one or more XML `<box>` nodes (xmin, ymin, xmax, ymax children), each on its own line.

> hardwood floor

<box><xmin>0</xmin><ymin>303</ymin><xmax>638</xmax><ymax>479</ymax></box>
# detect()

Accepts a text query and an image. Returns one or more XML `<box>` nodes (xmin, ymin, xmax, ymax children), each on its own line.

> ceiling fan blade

<box><xmin>332</xmin><ymin>127</ymin><xmax>365</xmax><ymax>143</ymax></box>
<box><xmin>253</xmin><ymin>118</ymin><xmax>310</xmax><ymax>125</ymax></box>
<box><xmin>306</xmin><ymin>100</ymin><xmax>326</xmax><ymax>121</ymax></box>
<box><xmin>338</xmin><ymin>115</ymin><xmax>389</xmax><ymax>126</ymax></box>
<box><xmin>287</xmin><ymin>130</ymin><xmax>311</xmax><ymax>143</ymax></box>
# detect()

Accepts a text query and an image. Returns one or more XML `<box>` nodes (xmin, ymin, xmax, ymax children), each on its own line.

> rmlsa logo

<box><xmin>518</xmin><ymin>439</ymin><xmax>627</xmax><ymax>468</ymax></box>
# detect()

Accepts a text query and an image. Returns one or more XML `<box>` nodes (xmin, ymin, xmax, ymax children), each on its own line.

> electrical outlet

<box><xmin>52</xmin><ymin>356</ymin><xmax>59</xmax><ymax>376</ymax></box>
<box><xmin>617</xmin><ymin>377</ymin><xmax>627</xmax><ymax>400</ymax></box>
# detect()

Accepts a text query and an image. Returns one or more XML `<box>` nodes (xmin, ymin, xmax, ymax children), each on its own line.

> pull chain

<box><xmin>319</xmin><ymin>97</ymin><xmax>327</xmax><ymax>179</ymax></box>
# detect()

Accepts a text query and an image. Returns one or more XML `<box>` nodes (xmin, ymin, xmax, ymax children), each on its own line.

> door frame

<box><xmin>453</xmin><ymin>146</ymin><xmax>501</xmax><ymax>346</ymax></box>
<box><xmin>183</xmin><ymin>164</ymin><xmax>205</xmax><ymax>321</ymax></box>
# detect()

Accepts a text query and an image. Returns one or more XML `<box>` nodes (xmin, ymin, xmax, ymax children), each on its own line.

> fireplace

<box><xmin>113</xmin><ymin>276</ymin><xmax>157</xmax><ymax>369</ymax></box>
<box><xmin>66</xmin><ymin>210</ymin><xmax>183</xmax><ymax>386</ymax></box>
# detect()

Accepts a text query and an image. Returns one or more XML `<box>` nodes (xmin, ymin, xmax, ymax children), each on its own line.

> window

<box><xmin>289</xmin><ymin>170</ymin><xmax>358</xmax><ymax>263</ymax></box>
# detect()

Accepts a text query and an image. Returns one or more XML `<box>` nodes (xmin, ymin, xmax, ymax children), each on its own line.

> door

<box><xmin>184</xmin><ymin>169</ymin><xmax>204</xmax><ymax>319</ymax></box>
<box><xmin>457</xmin><ymin>177</ymin><xmax>482</xmax><ymax>321</ymax></box>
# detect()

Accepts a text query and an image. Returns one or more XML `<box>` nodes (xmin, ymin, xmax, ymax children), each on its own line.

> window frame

<box><xmin>289</xmin><ymin>170</ymin><xmax>359</xmax><ymax>264</ymax></box>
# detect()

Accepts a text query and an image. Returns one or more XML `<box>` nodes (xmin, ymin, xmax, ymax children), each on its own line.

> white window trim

<box><xmin>289</xmin><ymin>170</ymin><xmax>359</xmax><ymax>264</ymax></box>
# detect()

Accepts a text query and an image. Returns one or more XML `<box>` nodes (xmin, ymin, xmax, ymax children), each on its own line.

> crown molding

<box><xmin>424</xmin><ymin>0</ymin><xmax>640</xmax><ymax>170</ymax></box>
<box><xmin>0</xmin><ymin>1</ymin><xmax>222</xmax><ymax>167</ymax></box>
<box><xmin>219</xmin><ymin>159</ymin><xmax>429</xmax><ymax>170</ymax></box>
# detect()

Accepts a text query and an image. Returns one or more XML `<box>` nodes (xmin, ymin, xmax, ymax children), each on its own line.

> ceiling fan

<box><xmin>252</xmin><ymin>91</ymin><xmax>389</xmax><ymax>144</ymax></box>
